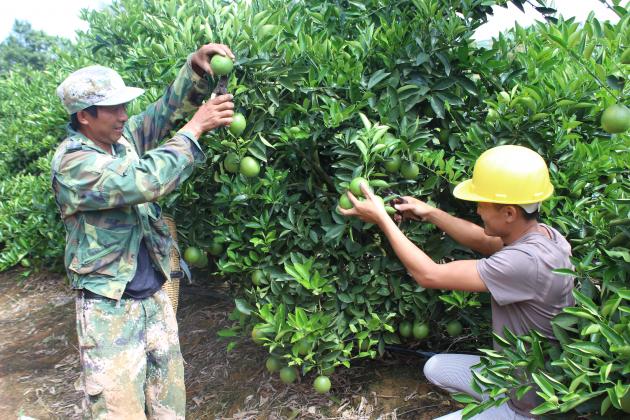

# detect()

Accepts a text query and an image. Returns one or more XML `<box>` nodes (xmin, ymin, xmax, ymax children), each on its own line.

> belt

<box><xmin>79</xmin><ymin>289</ymin><xmax>133</xmax><ymax>300</ymax></box>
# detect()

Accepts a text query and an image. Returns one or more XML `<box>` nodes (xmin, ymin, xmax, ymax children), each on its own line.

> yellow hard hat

<box><xmin>453</xmin><ymin>145</ymin><xmax>554</xmax><ymax>204</ymax></box>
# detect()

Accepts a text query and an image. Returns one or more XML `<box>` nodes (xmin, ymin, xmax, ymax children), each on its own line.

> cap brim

<box><xmin>453</xmin><ymin>179</ymin><xmax>553</xmax><ymax>204</ymax></box>
<box><xmin>452</xmin><ymin>179</ymin><xmax>486</xmax><ymax>202</ymax></box>
<box><xmin>94</xmin><ymin>87</ymin><xmax>144</xmax><ymax>106</ymax></box>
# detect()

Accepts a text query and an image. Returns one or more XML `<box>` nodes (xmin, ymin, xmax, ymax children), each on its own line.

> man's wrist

<box><xmin>423</xmin><ymin>207</ymin><xmax>439</xmax><ymax>224</ymax></box>
<box><xmin>180</xmin><ymin>122</ymin><xmax>202</xmax><ymax>140</ymax></box>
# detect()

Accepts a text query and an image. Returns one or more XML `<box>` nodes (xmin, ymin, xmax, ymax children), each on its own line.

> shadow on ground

<box><xmin>0</xmin><ymin>270</ymin><xmax>459</xmax><ymax>419</ymax></box>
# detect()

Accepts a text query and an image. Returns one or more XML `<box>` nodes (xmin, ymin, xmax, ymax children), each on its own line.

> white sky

<box><xmin>0</xmin><ymin>0</ymin><xmax>621</xmax><ymax>43</ymax></box>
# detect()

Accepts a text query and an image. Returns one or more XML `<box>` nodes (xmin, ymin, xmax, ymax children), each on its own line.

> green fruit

<box><xmin>251</xmin><ymin>269</ymin><xmax>265</xmax><ymax>286</ymax></box>
<box><xmin>399</xmin><ymin>320</ymin><xmax>412</xmax><ymax>338</ymax></box>
<box><xmin>384</xmin><ymin>155</ymin><xmax>401</xmax><ymax>173</ymax></box>
<box><xmin>279</xmin><ymin>366</ymin><xmax>298</xmax><ymax>384</ymax></box>
<box><xmin>294</xmin><ymin>339</ymin><xmax>310</xmax><ymax>356</ymax></box>
<box><xmin>313</xmin><ymin>375</ymin><xmax>331</xmax><ymax>394</ymax></box>
<box><xmin>486</xmin><ymin>108</ymin><xmax>499</xmax><ymax>123</ymax></box>
<box><xmin>224</xmin><ymin>153</ymin><xmax>240</xmax><ymax>173</ymax></box>
<box><xmin>321</xmin><ymin>366</ymin><xmax>335</xmax><ymax>376</ymax></box>
<box><xmin>446</xmin><ymin>320</ymin><xmax>463</xmax><ymax>337</ymax></box>
<box><xmin>208</xmin><ymin>241</ymin><xmax>223</xmax><ymax>257</ymax></box>
<box><xmin>621</xmin><ymin>48</ymin><xmax>630</xmax><ymax>65</ymax></box>
<box><xmin>385</xmin><ymin>205</ymin><xmax>397</xmax><ymax>215</ymax></box>
<box><xmin>412</xmin><ymin>321</ymin><xmax>430</xmax><ymax>340</ymax></box>
<box><xmin>196</xmin><ymin>252</ymin><xmax>208</xmax><ymax>268</ymax></box>
<box><xmin>266</xmin><ymin>357</ymin><xmax>282</xmax><ymax>373</ymax></box>
<box><xmin>401</xmin><ymin>162</ymin><xmax>419</xmax><ymax>180</ymax></box>
<box><xmin>184</xmin><ymin>247</ymin><xmax>204</xmax><ymax>266</ymax></box>
<box><xmin>251</xmin><ymin>327</ymin><xmax>267</xmax><ymax>344</ymax></box>
<box><xmin>601</xmin><ymin>104</ymin><xmax>630</xmax><ymax>134</ymax></box>
<box><xmin>239</xmin><ymin>156</ymin><xmax>260</xmax><ymax>177</ymax></box>
<box><xmin>349</xmin><ymin>177</ymin><xmax>369</xmax><ymax>197</ymax></box>
<box><xmin>339</xmin><ymin>193</ymin><xmax>353</xmax><ymax>210</ymax></box>
<box><xmin>210</xmin><ymin>54</ymin><xmax>233</xmax><ymax>76</ymax></box>
<box><xmin>229</xmin><ymin>113</ymin><xmax>246</xmax><ymax>136</ymax></box>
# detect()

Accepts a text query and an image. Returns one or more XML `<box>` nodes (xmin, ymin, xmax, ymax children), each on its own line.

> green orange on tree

<box><xmin>412</xmin><ymin>321</ymin><xmax>430</xmax><ymax>340</ymax></box>
<box><xmin>446</xmin><ymin>320</ymin><xmax>463</xmax><ymax>337</ymax></box>
<box><xmin>239</xmin><ymin>156</ymin><xmax>260</xmax><ymax>177</ymax></box>
<box><xmin>251</xmin><ymin>269</ymin><xmax>265</xmax><ymax>286</ymax></box>
<box><xmin>279</xmin><ymin>366</ymin><xmax>298</xmax><ymax>384</ymax></box>
<box><xmin>313</xmin><ymin>375</ymin><xmax>331</xmax><ymax>394</ymax></box>
<box><xmin>294</xmin><ymin>338</ymin><xmax>311</xmax><ymax>356</ymax></box>
<box><xmin>399</xmin><ymin>320</ymin><xmax>412</xmax><ymax>338</ymax></box>
<box><xmin>208</xmin><ymin>241</ymin><xmax>223</xmax><ymax>256</ymax></box>
<box><xmin>210</xmin><ymin>54</ymin><xmax>233</xmax><ymax>76</ymax></box>
<box><xmin>251</xmin><ymin>327</ymin><xmax>267</xmax><ymax>344</ymax></box>
<box><xmin>196</xmin><ymin>252</ymin><xmax>208</xmax><ymax>268</ymax></box>
<box><xmin>229</xmin><ymin>113</ymin><xmax>246</xmax><ymax>136</ymax></box>
<box><xmin>401</xmin><ymin>161</ymin><xmax>419</xmax><ymax>180</ymax></box>
<box><xmin>338</xmin><ymin>193</ymin><xmax>353</xmax><ymax>210</ymax></box>
<box><xmin>183</xmin><ymin>246</ymin><xmax>201</xmax><ymax>264</ymax></box>
<box><xmin>601</xmin><ymin>104</ymin><xmax>630</xmax><ymax>134</ymax></box>
<box><xmin>223</xmin><ymin>153</ymin><xmax>239</xmax><ymax>173</ymax></box>
<box><xmin>384</xmin><ymin>155</ymin><xmax>401</xmax><ymax>173</ymax></box>
<box><xmin>349</xmin><ymin>177</ymin><xmax>370</xmax><ymax>197</ymax></box>
<box><xmin>266</xmin><ymin>356</ymin><xmax>282</xmax><ymax>373</ymax></box>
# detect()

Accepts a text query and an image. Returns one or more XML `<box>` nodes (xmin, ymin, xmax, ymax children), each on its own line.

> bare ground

<box><xmin>0</xmin><ymin>270</ymin><xmax>459</xmax><ymax>419</ymax></box>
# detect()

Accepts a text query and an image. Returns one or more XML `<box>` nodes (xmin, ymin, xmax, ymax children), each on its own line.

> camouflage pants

<box><xmin>75</xmin><ymin>289</ymin><xmax>185</xmax><ymax>419</ymax></box>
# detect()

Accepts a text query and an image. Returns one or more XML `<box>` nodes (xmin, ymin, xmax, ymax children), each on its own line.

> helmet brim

<box><xmin>94</xmin><ymin>86</ymin><xmax>145</xmax><ymax>107</ymax></box>
<box><xmin>453</xmin><ymin>179</ymin><xmax>553</xmax><ymax>204</ymax></box>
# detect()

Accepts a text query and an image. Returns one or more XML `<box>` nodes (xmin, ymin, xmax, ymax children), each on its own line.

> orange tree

<box><xmin>0</xmin><ymin>0</ymin><xmax>628</xmax><ymax>416</ymax></box>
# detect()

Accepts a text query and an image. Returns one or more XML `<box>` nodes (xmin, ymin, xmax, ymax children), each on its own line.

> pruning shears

<box><xmin>383</xmin><ymin>189</ymin><xmax>407</xmax><ymax>227</ymax></box>
<box><xmin>210</xmin><ymin>75</ymin><xmax>228</xmax><ymax>99</ymax></box>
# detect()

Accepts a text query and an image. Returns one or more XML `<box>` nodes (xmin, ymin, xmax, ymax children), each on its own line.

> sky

<box><xmin>0</xmin><ymin>0</ymin><xmax>621</xmax><ymax>43</ymax></box>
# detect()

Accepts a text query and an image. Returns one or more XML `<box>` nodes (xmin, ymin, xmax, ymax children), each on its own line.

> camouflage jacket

<box><xmin>51</xmin><ymin>55</ymin><xmax>211</xmax><ymax>300</ymax></box>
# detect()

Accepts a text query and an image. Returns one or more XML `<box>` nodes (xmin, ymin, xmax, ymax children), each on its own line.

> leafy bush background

<box><xmin>0</xmin><ymin>0</ymin><xmax>628</xmax><ymax>417</ymax></box>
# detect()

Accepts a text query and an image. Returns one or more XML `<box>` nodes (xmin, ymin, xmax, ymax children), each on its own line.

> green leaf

<box><xmin>531</xmin><ymin>372</ymin><xmax>555</xmax><ymax>398</ymax></box>
<box><xmin>530</xmin><ymin>401</ymin><xmax>558</xmax><ymax>415</ymax></box>
<box><xmin>566</xmin><ymin>342</ymin><xmax>608</xmax><ymax>358</ymax></box>
<box><xmin>367</xmin><ymin>69</ymin><xmax>390</xmax><ymax>90</ymax></box>
<box><xmin>234</xmin><ymin>298</ymin><xmax>253</xmax><ymax>315</ymax></box>
<box><xmin>452</xmin><ymin>393</ymin><xmax>478</xmax><ymax>404</ymax></box>
<box><xmin>429</xmin><ymin>96</ymin><xmax>445</xmax><ymax>118</ymax></box>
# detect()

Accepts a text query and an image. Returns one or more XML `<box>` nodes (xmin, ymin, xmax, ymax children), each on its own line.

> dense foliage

<box><xmin>0</xmin><ymin>0</ymin><xmax>627</xmax><ymax>417</ymax></box>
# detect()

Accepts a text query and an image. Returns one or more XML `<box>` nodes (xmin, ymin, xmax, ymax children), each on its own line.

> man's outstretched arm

<box><xmin>395</xmin><ymin>197</ymin><xmax>503</xmax><ymax>256</ymax></box>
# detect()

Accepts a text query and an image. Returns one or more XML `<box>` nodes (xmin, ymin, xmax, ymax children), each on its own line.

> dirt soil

<box><xmin>0</xmin><ymin>270</ymin><xmax>460</xmax><ymax>419</ymax></box>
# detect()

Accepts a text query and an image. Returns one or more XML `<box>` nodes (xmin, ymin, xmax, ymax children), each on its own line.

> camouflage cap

<box><xmin>56</xmin><ymin>65</ymin><xmax>145</xmax><ymax>114</ymax></box>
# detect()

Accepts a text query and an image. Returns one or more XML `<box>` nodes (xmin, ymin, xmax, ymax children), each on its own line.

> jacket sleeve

<box><xmin>52</xmin><ymin>131</ymin><xmax>205</xmax><ymax>217</ymax></box>
<box><xmin>125</xmin><ymin>54</ymin><xmax>212</xmax><ymax>155</ymax></box>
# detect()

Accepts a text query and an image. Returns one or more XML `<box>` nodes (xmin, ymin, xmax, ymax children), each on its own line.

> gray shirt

<box><xmin>477</xmin><ymin>224</ymin><xmax>575</xmax><ymax>417</ymax></box>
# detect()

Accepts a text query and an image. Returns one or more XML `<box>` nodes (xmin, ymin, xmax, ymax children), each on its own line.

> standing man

<box><xmin>339</xmin><ymin>145</ymin><xmax>575</xmax><ymax>419</ymax></box>
<box><xmin>52</xmin><ymin>43</ymin><xmax>235</xmax><ymax>418</ymax></box>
